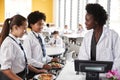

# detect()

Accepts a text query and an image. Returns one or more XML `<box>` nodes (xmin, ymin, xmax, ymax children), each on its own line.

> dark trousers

<box><xmin>0</xmin><ymin>67</ymin><xmax>42</xmax><ymax>80</ymax></box>
<box><xmin>0</xmin><ymin>69</ymin><xmax>26</xmax><ymax>80</ymax></box>
<box><xmin>16</xmin><ymin>69</ymin><xmax>26</xmax><ymax>79</ymax></box>
<box><xmin>27</xmin><ymin>69</ymin><xmax>36</xmax><ymax>79</ymax></box>
<box><xmin>0</xmin><ymin>71</ymin><xmax>10</xmax><ymax>80</ymax></box>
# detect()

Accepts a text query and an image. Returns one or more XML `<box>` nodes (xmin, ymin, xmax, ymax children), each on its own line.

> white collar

<box><xmin>32</xmin><ymin>31</ymin><xmax>42</xmax><ymax>37</ymax></box>
<box><xmin>9</xmin><ymin>34</ymin><xmax>21</xmax><ymax>44</ymax></box>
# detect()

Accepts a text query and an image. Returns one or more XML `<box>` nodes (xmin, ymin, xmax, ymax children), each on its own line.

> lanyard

<box><xmin>54</xmin><ymin>40</ymin><xmax>56</xmax><ymax>44</ymax></box>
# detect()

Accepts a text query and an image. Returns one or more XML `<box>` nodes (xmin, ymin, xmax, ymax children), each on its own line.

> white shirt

<box><xmin>76</xmin><ymin>28</ymin><xmax>84</xmax><ymax>34</ymax></box>
<box><xmin>78</xmin><ymin>27</ymin><xmax>120</xmax><ymax>72</ymax></box>
<box><xmin>0</xmin><ymin>34</ymin><xmax>25</xmax><ymax>73</ymax></box>
<box><xmin>63</xmin><ymin>29</ymin><xmax>72</xmax><ymax>34</ymax></box>
<box><xmin>48</xmin><ymin>36</ymin><xmax>63</xmax><ymax>48</ymax></box>
<box><xmin>23</xmin><ymin>31</ymin><xmax>52</xmax><ymax>68</ymax></box>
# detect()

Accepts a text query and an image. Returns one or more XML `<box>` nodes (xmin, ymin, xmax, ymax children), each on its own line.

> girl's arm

<box><xmin>28</xmin><ymin>64</ymin><xmax>47</xmax><ymax>73</ymax></box>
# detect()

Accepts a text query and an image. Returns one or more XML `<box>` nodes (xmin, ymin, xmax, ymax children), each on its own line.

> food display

<box><xmin>38</xmin><ymin>74</ymin><xmax>53</xmax><ymax>80</ymax></box>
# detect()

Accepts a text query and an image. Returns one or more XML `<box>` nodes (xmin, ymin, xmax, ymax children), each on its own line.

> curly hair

<box><xmin>27</xmin><ymin>11</ymin><xmax>46</xmax><ymax>28</ymax></box>
<box><xmin>86</xmin><ymin>3</ymin><xmax>108</xmax><ymax>26</ymax></box>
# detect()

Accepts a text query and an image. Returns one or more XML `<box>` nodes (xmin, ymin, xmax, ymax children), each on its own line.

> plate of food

<box><xmin>34</xmin><ymin>73</ymin><xmax>56</xmax><ymax>80</ymax></box>
<box><xmin>48</xmin><ymin>62</ymin><xmax>63</xmax><ymax>70</ymax></box>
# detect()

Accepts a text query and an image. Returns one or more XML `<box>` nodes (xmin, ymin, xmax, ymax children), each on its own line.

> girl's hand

<box><xmin>43</xmin><ymin>64</ymin><xmax>52</xmax><ymax>70</ymax></box>
<box><xmin>51</xmin><ymin>58</ymin><xmax>59</xmax><ymax>62</ymax></box>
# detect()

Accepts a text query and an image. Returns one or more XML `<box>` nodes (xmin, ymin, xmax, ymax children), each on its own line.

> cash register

<box><xmin>74</xmin><ymin>60</ymin><xmax>113</xmax><ymax>80</ymax></box>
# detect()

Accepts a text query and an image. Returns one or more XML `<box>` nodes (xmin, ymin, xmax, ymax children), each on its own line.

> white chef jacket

<box><xmin>23</xmin><ymin>31</ymin><xmax>52</xmax><ymax>68</ymax></box>
<box><xmin>78</xmin><ymin>27</ymin><xmax>120</xmax><ymax>72</ymax></box>
<box><xmin>48</xmin><ymin>36</ymin><xmax>63</xmax><ymax>48</ymax></box>
<box><xmin>0</xmin><ymin>34</ymin><xmax>25</xmax><ymax>73</ymax></box>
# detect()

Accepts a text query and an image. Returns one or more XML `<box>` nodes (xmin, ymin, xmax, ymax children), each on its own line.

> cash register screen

<box><xmin>74</xmin><ymin>60</ymin><xmax>113</xmax><ymax>73</ymax></box>
<box><xmin>85</xmin><ymin>66</ymin><xmax>103</xmax><ymax>71</ymax></box>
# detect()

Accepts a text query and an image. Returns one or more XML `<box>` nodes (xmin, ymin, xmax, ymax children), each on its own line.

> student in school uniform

<box><xmin>63</xmin><ymin>25</ymin><xmax>72</xmax><ymax>34</ymax></box>
<box><xmin>23</xmin><ymin>11</ymin><xmax>58</xmax><ymax>73</ymax></box>
<box><xmin>48</xmin><ymin>31</ymin><xmax>64</xmax><ymax>48</ymax></box>
<box><xmin>0</xmin><ymin>14</ymin><xmax>47</xmax><ymax>80</ymax></box>
<box><xmin>76</xmin><ymin>24</ymin><xmax>84</xmax><ymax>34</ymax></box>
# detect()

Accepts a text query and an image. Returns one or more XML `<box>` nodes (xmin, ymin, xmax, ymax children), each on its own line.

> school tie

<box><xmin>19</xmin><ymin>43</ymin><xmax>28</xmax><ymax>80</ymax></box>
<box><xmin>37</xmin><ymin>35</ymin><xmax>46</xmax><ymax>57</ymax></box>
<box><xmin>54</xmin><ymin>40</ymin><xmax>56</xmax><ymax>44</ymax></box>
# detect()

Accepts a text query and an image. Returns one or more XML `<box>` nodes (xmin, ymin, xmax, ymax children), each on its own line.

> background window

<box><xmin>54</xmin><ymin>0</ymin><xmax>120</xmax><ymax>35</ymax></box>
<box><xmin>5</xmin><ymin>0</ymin><xmax>31</xmax><ymax>18</ymax></box>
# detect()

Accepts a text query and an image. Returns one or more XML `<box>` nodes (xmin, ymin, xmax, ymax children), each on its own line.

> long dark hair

<box><xmin>0</xmin><ymin>14</ymin><xmax>26</xmax><ymax>45</ymax></box>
